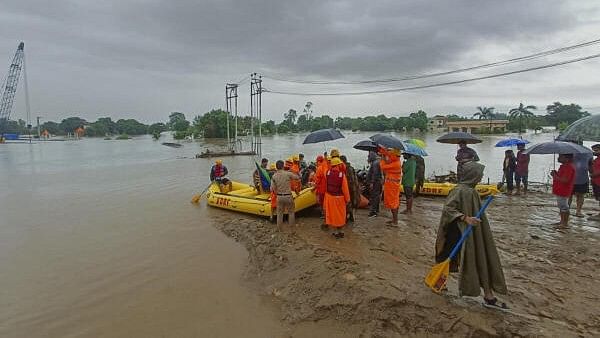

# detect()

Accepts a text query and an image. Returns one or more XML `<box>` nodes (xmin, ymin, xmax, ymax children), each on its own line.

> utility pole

<box><xmin>250</xmin><ymin>73</ymin><xmax>262</xmax><ymax>156</ymax></box>
<box><xmin>226</xmin><ymin>83</ymin><xmax>238</xmax><ymax>151</ymax></box>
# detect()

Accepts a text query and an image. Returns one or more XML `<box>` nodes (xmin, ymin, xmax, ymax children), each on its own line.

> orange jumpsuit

<box><xmin>380</xmin><ymin>155</ymin><xmax>402</xmax><ymax>210</ymax></box>
<box><xmin>323</xmin><ymin>166</ymin><xmax>350</xmax><ymax>227</ymax></box>
<box><xmin>314</xmin><ymin>160</ymin><xmax>328</xmax><ymax>205</ymax></box>
<box><xmin>290</xmin><ymin>163</ymin><xmax>301</xmax><ymax>193</ymax></box>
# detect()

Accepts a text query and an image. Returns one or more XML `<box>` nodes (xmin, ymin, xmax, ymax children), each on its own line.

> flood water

<box><xmin>0</xmin><ymin>130</ymin><xmax>590</xmax><ymax>337</ymax></box>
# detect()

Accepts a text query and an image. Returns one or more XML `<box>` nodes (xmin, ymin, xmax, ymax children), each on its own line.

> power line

<box><xmin>262</xmin><ymin>38</ymin><xmax>600</xmax><ymax>85</ymax></box>
<box><xmin>263</xmin><ymin>52</ymin><xmax>600</xmax><ymax>96</ymax></box>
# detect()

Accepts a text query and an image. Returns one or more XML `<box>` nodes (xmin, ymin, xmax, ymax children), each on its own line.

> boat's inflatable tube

<box><xmin>205</xmin><ymin>181</ymin><xmax>317</xmax><ymax>217</ymax></box>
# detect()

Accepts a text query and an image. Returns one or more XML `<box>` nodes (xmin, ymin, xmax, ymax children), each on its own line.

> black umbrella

<box><xmin>523</xmin><ymin>141</ymin><xmax>592</xmax><ymax>155</ymax></box>
<box><xmin>369</xmin><ymin>133</ymin><xmax>406</xmax><ymax>150</ymax></box>
<box><xmin>302</xmin><ymin>128</ymin><xmax>345</xmax><ymax>145</ymax></box>
<box><xmin>436</xmin><ymin>132</ymin><xmax>482</xmax><ymax>144</ymax></box>
<box><xmin>353</xmin><ymin>140</ymin><xmax>378</xmax><ymax>152</ymax></box>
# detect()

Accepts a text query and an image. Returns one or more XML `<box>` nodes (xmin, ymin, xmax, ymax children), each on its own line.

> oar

<box><xmin>191</xmin><ymin>182</ymin><xmax>213</xmax><ymax>204</ymax></box>
<box><xmin>424</xmin><ymin>195</ymin><xmax>494</xmax><ymax>293</ymax></box>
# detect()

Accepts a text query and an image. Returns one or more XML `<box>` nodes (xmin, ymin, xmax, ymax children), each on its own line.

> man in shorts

<box><xmin>551</xmin><ymin>154</ymin><xmax>575</xmax><ymax>227</ymax></box>
<box><xmin>515</xmin><ymin>143</ymin><xmax>530</xmax><ymax>195</ymax></box>
<box><xmin>570</xmin><ymin>148</ymin><xmax>593</xmax><ymax>217</ymax></box>
<box><xmin>590</xmin><ymin>144</ymin><xmax>600</xmax><ymax>220</ymax></box>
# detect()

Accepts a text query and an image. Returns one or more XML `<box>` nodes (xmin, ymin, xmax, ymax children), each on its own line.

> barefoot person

<box><xmin>380</xmin><ymin>148</ymin><xmax>402</xmax><ymax>225</ymax></box>
<box><xmin>551</xmin><ymin>154</ymin><xmax>576</xmax><ymax>227</ymax></box>
<box><xmin>401</xmin><ymin>152</ymin><xmax>416</xmax><ymax>214</ymax></box>
<box><xmin>366</xmin><ymin>151</ymin><xmax>383</xmax><ymax>218</ymax></box>
<box><xmin>435</xmin><ymin>161</ymin><xmax>508</xmax><ymax>308</ymax></box>
<box><xmin>502</xmin><ymin>150</ymin><xmax>516</xmax><ymax>195</ymax></box>
<box><xmin>515</xmin><ymin>143</ymin><xmax>530</xmax><ymax>195</ymax></box>
<box><xmin>271</xmin><ymin>160</ymin><xmax>300</xmax><ymax>230</ymax></box>
<box><xmin>570</xmin><ymin>148</ymin><xmax>593</xmax><ymax>218</ymax></box>
<box><xmin>324</xmin><ymin>157</ymin><xmax>350</xmax><ymax>238</ymax></box>
<box><xmin>341</xmin><ymin>155</ymin><xmax>360</xmax><ymax>223</ymax></box>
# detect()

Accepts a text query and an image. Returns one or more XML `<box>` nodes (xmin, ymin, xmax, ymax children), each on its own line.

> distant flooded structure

<box><xmin>428</xmin><ymin>116</ymin><xmax>509</xmax><ymax>133</ymax></box>
<box><xmin>446</xmin><ymin>120</ymin><xmax>509</xmax><ymax>133</ymax></box>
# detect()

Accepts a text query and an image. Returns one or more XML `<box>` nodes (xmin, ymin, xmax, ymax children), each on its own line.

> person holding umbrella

<box><xmin>551</xmin><ymin>154</ymin><xmax>576</xmax><ymax>227</ymax></box>
<box><xmin>415</xmin><ymin>155</ymin><xmax>426</xmax><ymax>197</ymax></box>
<box><xmin>502</xmin><ymin>150</ymin><xmax>516</xmax><ymax>195</ymax></box>
<box><xmin>380</xmin><ymin>147</ymin><xmax>402</xmax><ymax>225</ymax></box>
<box><xmin>515</xmin><ymin>143</ymin><xmax>530</xmax><ymax>195</ymax></box>
<box><xmin>437</xmin><ymin>132</ymin><xmax>482</xmax><ymax>181</ymax></box>
<box><xmin>366</xmin><ymin>151</ymin><xmax>383</xmax><ymax>218</ymax></box>
<box><xmin>456</xmin><ymin>140</ymin><xmax>480</xmax><ymax>180</ymax></box>
<box><xmin>401</xmin><ymin>152</ymin><xmax>416</xmax><ymax>214</ymax></box>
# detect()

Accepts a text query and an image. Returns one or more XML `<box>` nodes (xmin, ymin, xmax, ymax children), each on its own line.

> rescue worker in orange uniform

<box><xmin>379</xmin><ymin>147</ymin><xmax>402</xmax><ymax>225</ymax></box>
<box><xmin>329</xmin><ymin>148</ymin><xmax>346</xmax><ymax>172</ymax></box>
<box><xmin>314</xmin><ymin>155</ymin><xmax>328</xmax><ymax>217</ymax></box>
<box><xmin>323</xmin><ymin>157</ymin><xmax>350</xmax><ymax>238</ymax></box>
<box><xmin>289</xmin><ymin>156</ymin><xmax>302</xmax><ymax>193</ymax></box>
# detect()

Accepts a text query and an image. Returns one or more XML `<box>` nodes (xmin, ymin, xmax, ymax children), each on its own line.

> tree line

<box><xmin>1</xmin><ymin>100</ymin><xmax>590</xmax><ymax>139</ymax></box>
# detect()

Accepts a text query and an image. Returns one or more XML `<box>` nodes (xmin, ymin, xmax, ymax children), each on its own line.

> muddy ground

<box><xmin>208</xmin><ymin>191</ymin><xmax>600</xmax><ymax>337</ymax></box>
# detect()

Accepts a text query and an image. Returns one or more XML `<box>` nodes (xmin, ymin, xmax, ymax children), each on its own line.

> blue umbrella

<box><xmin>402</xmin><ymin>142</ymin><xmax>428</xmax><ymax>156</ymax></box>
<box><xmin>494</xmin><ymin>138</ymin><xmax>530</xmax><ymax>147</ymax></box>
<box><xmin>302</xmin><ymin>128</ymin><xmax>345</xmax><ymax>144</ymax></box>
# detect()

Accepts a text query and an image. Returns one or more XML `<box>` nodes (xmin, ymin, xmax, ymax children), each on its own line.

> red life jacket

<box><xmin>213</xmin><ymin>165</ymin><xmax>225</xmax><ymax>178</ymax></box>
<box><xmin>326</xmin><ymin>169</ymin><xmax>344</xmax><ymax>195</ymax></box>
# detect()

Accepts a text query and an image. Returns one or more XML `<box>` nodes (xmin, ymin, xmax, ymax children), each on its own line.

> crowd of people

<box><xmin>206</xmin><ymin>140</ymin><xmax>600</xmax><ymax>308</ymax></box>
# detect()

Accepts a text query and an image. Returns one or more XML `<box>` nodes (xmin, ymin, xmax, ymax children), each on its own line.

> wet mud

<box><xmin>210</xmin><ymin>192</ymin><xmax>600</xmax><ymax>337</ymax></box>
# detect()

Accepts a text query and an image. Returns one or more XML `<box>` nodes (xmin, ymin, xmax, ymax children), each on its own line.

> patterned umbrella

<box><xmin>557</xmin><ymin>114</ymin><xmax>600</xmax><ymax>142</ymax></box>
<box><xmin>402</xmin><ymin>142</ymin><xmax>428</xmax><ymax>156</ymax></box>
<box><xmin>404</xmin><ymin>138</ymin><xmax>427</xmax><ymax>149</ymax></box>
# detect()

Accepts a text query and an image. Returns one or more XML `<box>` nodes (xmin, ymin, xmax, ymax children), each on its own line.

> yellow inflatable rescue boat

<box><xmin>205</xmin><ymin>181</ymin><xmax>317</xmax><ymax>217</ymax></box>
<box><xmin>400</xmin><ymin>182</ymin><xmax>499</xmax><ymax>197</ymax></box>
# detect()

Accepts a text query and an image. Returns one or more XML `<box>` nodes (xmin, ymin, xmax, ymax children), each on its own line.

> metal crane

<box><xmin>0</xmin><ymin>42</ymin><xmax>26</xmax><ymax>130</ymax></box>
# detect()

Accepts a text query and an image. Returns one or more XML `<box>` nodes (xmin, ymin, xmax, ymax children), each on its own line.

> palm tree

<box><xmin>508</xmin><ymin>103</ymin><xmax>537</xmax><ymax>134</ymax></box>
<box><xmin>473</xmin><ymin>106</ymin><xmax>495</xmax><ymax>132</ymax></box>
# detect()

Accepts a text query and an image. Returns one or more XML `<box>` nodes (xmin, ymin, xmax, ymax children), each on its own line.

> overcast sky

<box><xmin>1</xmin><ymin>0</ymin><xmax>599</xmax><ymax>124</ymax></box>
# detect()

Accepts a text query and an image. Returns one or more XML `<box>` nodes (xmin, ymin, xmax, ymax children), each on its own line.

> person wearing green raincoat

<box><xmin>434</xmin><ymin>161</ymin><xmax>508</xmax><ymax>308</ymax></box>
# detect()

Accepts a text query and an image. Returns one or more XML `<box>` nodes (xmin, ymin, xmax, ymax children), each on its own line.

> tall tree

<box><xmin>473</xmin><ymin>106</ymin><xmax>495</xmax><ymax>132</ymax></box>
<box><xmin>508</xmin><ymin>103</ymin><xmax>537</xmax><ymax>134</ymax></box>
<box><xmin>545</xmin><ymin>102</ymin><xmax>589</xmax><ymax>127</ymax></box>
<box><xmin>168</xmin><ymin>112</ymin><xmax>190</xmax><ymax>132</ymax></box>
<box><xmin>284</xmin><ymin>109</ymin><xmax>297</xmax><ymax>130</ymax></box>
<box><xmin>303</xmin><ymin>101</ymin><xmax>313</xmax><ymax>120</ymax></box>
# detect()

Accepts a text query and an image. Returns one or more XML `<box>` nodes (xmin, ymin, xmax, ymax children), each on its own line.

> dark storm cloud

<box><xmin>0</xmin><ymin>0</ymin><xmax>579</xmax><ymax>77</ymax></box>
<box><xmin>0</xmin><ymin>0</ymin><xmax>598</xmax><ymax>121</ymax></box>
